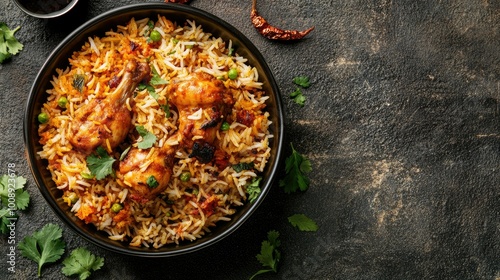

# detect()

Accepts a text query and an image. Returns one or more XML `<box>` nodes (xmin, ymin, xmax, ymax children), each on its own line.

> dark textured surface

<box><xmin>1</xmin><ymin>0</ymin><xmax>500</xmax><ymax>279</ymax></box>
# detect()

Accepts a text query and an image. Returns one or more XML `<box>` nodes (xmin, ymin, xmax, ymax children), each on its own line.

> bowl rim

<box><xmin>13</xmin><ymin>0</ymin><xmax>80</xmax><ymax>19</ymax></box>
<box><xmin>23</xmin><ymin>3</ymin><xmax>284</xmax><ymax>257</ymax></box>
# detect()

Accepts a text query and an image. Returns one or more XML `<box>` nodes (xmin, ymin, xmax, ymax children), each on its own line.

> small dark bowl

<box><xmin>24</xmin><ymin>3</ymin><xmax>283</xmax><ymax>257</ymax></box>
<box><xmin>13</xmin><ymin>0</ymin><xmax>80</xmax><ymax>19</ymax></box>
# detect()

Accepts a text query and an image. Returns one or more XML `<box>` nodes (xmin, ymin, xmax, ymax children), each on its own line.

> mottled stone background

<box><xmin>1</xmin><ymin>0</ymin><xmax>499</xmax><ymax>279</ymax></box>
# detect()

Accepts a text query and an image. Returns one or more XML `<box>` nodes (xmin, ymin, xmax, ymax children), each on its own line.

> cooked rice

<box><xmin>38</xmin><ymin>15</ymin><xmax>272</xmax><ymax>248</ymax></box>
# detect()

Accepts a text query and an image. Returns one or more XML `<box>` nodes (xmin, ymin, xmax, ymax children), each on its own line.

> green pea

<box><xmin>67</xmin><ymin>192</ymin><xmax>78</xmax><ymax>204</ymax></box>
<box><xmin>228</xmin><ymin>68</ymin><xmax>238</xmax><ymax>80</ymax></box>
<box><xmin>220</xmin><ymin>121</ymin><xmax>230</xmax><ymax>131</ymax></box>
<box><xmin>150</xmin><ymin>30</ymin><xmax>162</xmax><ymax>42</ymax></box>
<box><xmin>38</xmin><ymin>112</ymin><xmax>49</xmax><ymax>124</ymax></box>
<box><xmin>180</xmin><ymin>172</ymin><xmax>191</xmax><ymax>182</ymax></box>
<box><xmin>111</xmin><ymin>203</ymin><xmax>123</xmax><ymax>213</ymax></box>
<box><xmin>57</xmin><ymin>96</ymin><xmax>68</xmax><ymax>109</ymax></box>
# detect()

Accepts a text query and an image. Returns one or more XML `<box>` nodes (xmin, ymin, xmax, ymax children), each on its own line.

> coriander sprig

<box><xmin>290</xmin><ymin>75</ymin><xmax>311</xmax><ymax>106</ymax></box>
<box><xmin>279</xmin><ymin>143</ymin><xmax>312</xmax><ymax>193</ymax></box>
<box><xmin>19</xmin><ymin>223</ymin><xmax>66</xmax><ymax>277</ymax></box>
<box><xmin>250</xmin><ymin>230</ymin><xmax>281</xmax><ymax>280</ymax></box>
<box><xmin>0</xmin><ymin>23</ymin><xmax>23</xmax><ymax>63</ymax></box>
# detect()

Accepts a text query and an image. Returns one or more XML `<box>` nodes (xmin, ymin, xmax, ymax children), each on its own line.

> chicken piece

<box><xmin>69</xmin><ymin>60</ymin><xmax>150</xmax><ymax>154</ymax></box>
<box><xmin>167</xmin><ymin>72</ymin><xmax>233</xmax><ymax>162</ymax></box>
<box><xmin>117</xmin><ymin>144</ymin><xmax>175</xmax><ymax>202</ymax></box>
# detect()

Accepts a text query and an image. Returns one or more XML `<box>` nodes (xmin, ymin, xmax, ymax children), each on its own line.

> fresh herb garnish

<box><xmin>146</xmin><ymin>175</ymin><xmax>159</xmax><ymax>189</ymax></box>
<box><xmin>0</xmin><ymin>23</ymin><xmax>23</xmax><ymax>63</ymax></box>
<box><xmin>150</xmin><ymin>68</ymin><xmax>169</xmax><ymax>86</ymax></box>
<box><xmin>138</xmin><ymin>83</ymin><xmax>156</xmax><ymax>98</ymax></box>
<box><xmin>86</xmin><ymin>147</ymin><xmax>116</xmax><ymax>180</ymax></box>
<box><xmin>147</xmin><ymin>20</ymin><xmax>154</xmax><ymax>30</ymax></box>
<box><xmin>290</xmin><ymin>87</ymin><xmax>306</xmax><ymax>106</ymax></box>
<box><xmin>62</xmin><ymin>247</ymin><xmax>104</xmax><ymax>280</ymax></box>
<box><xmin>80</xmin><ymin>172</ymin><xmax>94</xmax><ymax>180</ymax></box>
<box><xmin>246</xmin><ymin>177</ymin><xmax>262</xmax><ymax>203</ymax></box>
<box><xmin>72</xmin><ymin>74</ymin><xmax>85</xmax><ymax>93</ymax></box>
<box><xmin>0</xmin><ymin>175</ymin><xmax>29</xmax><ymax>211</ymax></box>
<box><xmin>136</xmin><ymin>125</ymin><xmax>157</xmax><ymax>149</ymax></box>
<box><xmin>139</xmin><ymin>68</ymin><xmax>170</xmax><ymax>117</ymax></box>
<box><xmin>292</xmin><ymin>76</ymin><xmax>311</xmax><ymax>88</ymax></box>
<box><xmin>19</xmin><ymin>223</ymin><xmax>66</xmax><ymax>277</ymax></box>
<box><xmin>119</xmin><ymin>146</ymin><xmax>131</xmax><ymax>161</ymax></box>
<box><xmin>232</xmin><ymin>162</ymin><xmax>254</xmax><ymax>173</ymax></box>
<box><xmin>288</xmin><ymin>214</ymin><xmax>318</xmax><ymax>232</ymax></box>
<box><xmin>0</xmin><ymin>174</ymin><xmax>30</xmax><ymax>234</ymax></box>
<box><xmin>161</xmin><ymin>103</ymin><xmax>171</xmax><ymax>118</ymax></box>
<box><xmin>290</xmin><ymin>75</ymin><xmax>311</xmax><ymax>106</ymax></box>
<box><xmin>279</xmin><ymin>143</ymin><xmax>312</xmax><ymax>193</ymax></box>
<box><xmin>250</xmin><ymin>230</ymin><xmax>281</xmax><ymax>279</ymax></box>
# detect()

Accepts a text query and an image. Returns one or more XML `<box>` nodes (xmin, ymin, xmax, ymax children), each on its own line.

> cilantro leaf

<box><xmin>0</xmin><ymin>208</ymin><xmax>16</xmax><ymax>234</ymax></box>
<box><xmin>288</xmin><ymin>214</ymin><xmax>318</xmax><ymax>232</ymax></box>
<box><xmin>139</xmin><ymin>69</ymin><xmax>170</xmax><ymax>117</ymax></box>
<box><xmin>161</xmin><ymin>103</ymin><xmax>171</xmax><ymax>118</ymax></box>
<box><xmin>150</xmin><ymin>74</ymin><xmax>169</xmax><ymax>86</ymax></box>
<box><xmin>72</xmin><ymin>74</ymin><xmax>85</xmax><ymax>93</ymax></box>
<box><xmin>233</xmin><ymin>162</ymin><xmax>254</xmax><ymax>173</ymax></box>
<box><xmin>246</xmin><ymin>177</ymin><xmax>262</xmax><ymax>203</ymax></box>
<box><xmin>293</xmin><ymin>76</ymin><xmax>311</xmax><ymax>88</ymax></box>
<box><xmin>13</xmin><ymin>189</ymin><xmax>30</xmax><ymax>210</ymax></box>
<box><xmin>138</xmin><ymin>83</ymin><xmax>157</xmax><ymax>98</ymax></box>
<box><xmin>290</xmin><ymin>88</ymin><xmax>306</xmax><ymax>106</ymax></box>
<box><xmin>279</xmin><ymin>143</ymin><xmax>312</xmax><ymax>193</ymax></box>
<box><xmin>119</xmin><ymin>146</ymin><xmax>131</xmax><ymax>161</ymax></box>
<box><xmin>0</xmin><ymin>174</ymin><xmax>29</xmax><ymax>233</ymax></box>
<box><xmin>146</xmin><ymin>175</ymin><xmax>159</xmax><ymax>189</ymax></box>
<box><xmin>62</xmin><ymin>247</ymin><xmax>104</xmax><ymax>280</ymax></box>
<box><xmin>86</xmin><ymin>147</ymin><xmax>116</xmax><ymax>180</ymax></box>
<box><xmin>0</xmin><ymin>23</ymin><xmax>23</xmax><ymax>63</ymax></box>
<box><xmin>0</xmin><ymin>52</ymin><xmax>10</xmax><ymax>63</ymax></box>
<box><xmin>250</xmin><ymin>230</ymin><xmax>281</xmax><ymax>280</ymax></box>
<box><xmin>136</xmin><ymin>125</ymin><xmax>157</xmax><ymax>149</ymax></box>
<box><xmin>0</xmin><ymin>175</ymin><xmax>30</xmax><ymax>210</ymax></box>
<box><xmin>19</xmin><ymin>223</ymin><xmax>66</xmax><ymax>277</ymax></box>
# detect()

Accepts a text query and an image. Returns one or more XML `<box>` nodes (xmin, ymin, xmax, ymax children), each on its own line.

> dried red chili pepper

<box><xmin>251</xmin><ymin>0</ymin><xmax>314</xmax><ymax>40</ymax></box>
<box><xmin>165</xmin><ymin>0</ymin><xmax>190</xmax><ymax>3</ymax></box>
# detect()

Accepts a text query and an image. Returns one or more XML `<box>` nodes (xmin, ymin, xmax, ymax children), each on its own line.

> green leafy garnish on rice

<box><xmin>150</xmin><ymin>68</ymin><xmax>169</xmax><ymax>86</ymax></box>
<box><xmin>135</xmin><ymin>125</ymin><xmax>157</xmax><ymax>149</ymax></box>
<box><xmin>86</xmin><ymin>147</ymin><xmax>116</xmax><ymax>180</ymax></box>
<box><xmin>245</xmin><ymin>177</ymin><xmax>262</xmax><ymax>203</ymax></box>
<box><xmin>138</xmin><ymin>68</ymin><xmax>170</xmax><ymax>118</ymax></box>
<box><xmin>232</xmin><ymin>162</ymin><xmax>254</xmax><ymax>173</ymax></box>
<box><xmin>250</xmin><ymin>230</ymin><xmax>281</xmax><ymax>279</ymax></box>
<box><xmin>0</xmin><ymin>23</ymin><xmax>23</xmax><ymax>63</ymax></box>
<box><xmin>72</xmin><ymin>74</ymin><xmax>85</xmax><ymax>93</ymax></box>
<box><xmin>62</xmin><ymin>247</ymin><xmax>104</xmax><ymax>280</ymax></box>
<box><xmin>146</xmin><ymin>175</ymin><xmax>159</xmax><ymax>189</ymax></box>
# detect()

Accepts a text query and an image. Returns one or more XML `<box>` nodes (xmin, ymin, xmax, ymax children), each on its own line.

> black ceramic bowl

<box><xmin>24</xmin><ymin>3</ymin><xmax>283</xmax><ymax>257</ymax></box>
<box><xmin>13</xmin><ymin>0</ymin><xmax>80</xmax><ymax>19</ymax></box>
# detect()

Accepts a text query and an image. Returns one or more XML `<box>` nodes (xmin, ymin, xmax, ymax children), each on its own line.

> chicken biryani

<box><xmin>37</xmin><ymin>15</ymin><xmax>272</xmax><ymax>248</ymax></box>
